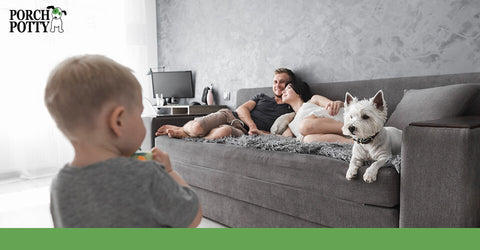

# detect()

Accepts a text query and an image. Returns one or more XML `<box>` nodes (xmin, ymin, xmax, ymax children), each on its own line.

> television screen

<box><xmin>151</xmin><ymin>71</ymin><xmax>194</xmax><ymax>99</ymax></box>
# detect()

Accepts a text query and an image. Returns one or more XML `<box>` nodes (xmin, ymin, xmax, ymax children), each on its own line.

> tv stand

<box><xmin>167</xmin><ymin>97</ymin><xmax>178</xmax><ymax>104</ymax></box>
<box><xmin>153</xmin><ymin>105</ymin><xmax>227</xmax><ymax>115</ymax></box>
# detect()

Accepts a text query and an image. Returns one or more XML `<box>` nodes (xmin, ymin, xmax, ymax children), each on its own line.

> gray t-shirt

<box><xmin>50</xmin><ymin>157</ymin><xmax>199</xmax><ymax>228</ymax></box>
<box><xmin>249</xmin><ymin>93</ymin><xmax>292</xmax><ymax>131</ymax></box>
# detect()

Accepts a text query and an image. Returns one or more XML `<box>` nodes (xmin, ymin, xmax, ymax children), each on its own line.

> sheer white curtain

<box><xmin>0</xmin><ymin>0</ymin><xmax>158</xmax><ymax>179</ymax></box>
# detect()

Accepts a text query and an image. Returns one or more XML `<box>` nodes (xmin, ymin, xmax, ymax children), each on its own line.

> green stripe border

<box><xmin>0</xmin><ymin>228</ymin><xmax>480</xmax><ymax>250</ymax></box>
<box><xmin>1</xmin><ymin>228</ymin><xmax>478</xmax><ymax>249</ymax></box>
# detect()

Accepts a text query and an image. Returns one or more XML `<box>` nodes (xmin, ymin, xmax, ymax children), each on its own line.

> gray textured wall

<box><xmin>157</xmin><ymin>0</ymin><xmax>480</xmax><ymax>107</ymax></box>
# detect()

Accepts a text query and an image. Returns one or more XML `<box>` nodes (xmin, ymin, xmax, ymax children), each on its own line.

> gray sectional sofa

<box><xmin>153</xmin><ymin>73</ymin><xmax>480</xmax><ymax>228</ymax></box>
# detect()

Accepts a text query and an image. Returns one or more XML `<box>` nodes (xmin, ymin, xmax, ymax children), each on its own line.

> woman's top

<box><xmin>288</xmin><ymin>102</ymin><xmax>344</xmax><ymax>141</ymax></box>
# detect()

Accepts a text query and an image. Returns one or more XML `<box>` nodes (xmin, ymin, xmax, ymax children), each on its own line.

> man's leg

<box><xmin>166</xmin><ymin>109</ymin><xmax>237</xmax><ymax>139</ymax></box>
<box><xmin>166</xmin><ymin>120</ymin><xmax>204</xmax><ymax>138</ymax></box>
<box><xmin>204</xmin><ymin>125</ymin><xmax>245</xmax><ymax>140</ymax></box>
<box><xmin>156</xmin><ymin>125</ymin><xmax>182</xmax><ymax>136</ymax></box>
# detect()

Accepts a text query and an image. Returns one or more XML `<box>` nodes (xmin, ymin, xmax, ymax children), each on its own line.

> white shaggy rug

<box><xmin>186</xmin><ymin>135</ymin><xmax>401</xmax><ymax>173</ymax></box>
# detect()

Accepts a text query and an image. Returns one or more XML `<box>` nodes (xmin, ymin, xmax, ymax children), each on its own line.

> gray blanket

<box><xmin>186</xmin><ymin>135</ymin><xmax>401</xmax><ymax>173</ymax></box>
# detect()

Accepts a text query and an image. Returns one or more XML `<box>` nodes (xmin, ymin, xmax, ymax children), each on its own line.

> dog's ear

<box><xmin>372</xmin><ymin>90</ymin><xmax>385</xmax><ymax>111</ymax></box>
<box><xmin>62</xmin><ymin>10</ymin><xmax>67</xmax><ymax>15</ymax></box>
<box><xmin>47</xmin><ymin>6</ymin><xmax>55</xmax><ymax>10</ymax></box>
<box><xmin>345</xmin><ymin>92</ymin><xmax>355</xmax><ymax>106</ymax></box>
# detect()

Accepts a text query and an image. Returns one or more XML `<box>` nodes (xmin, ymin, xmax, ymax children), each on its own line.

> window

<box><xmin>0</xmin><ymin>0</ymin><xmax>158</xmax><ymax>179</ymax></box>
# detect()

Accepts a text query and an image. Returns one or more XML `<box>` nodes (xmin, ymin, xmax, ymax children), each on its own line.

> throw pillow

<box><xmin>270</xmin><ymin>112</ymin><xmax>295</xmax><ymax>135</ymax></box>
<box><xmin>385</xmin><ymin>84</ymin><xmax>479</xmax><ymax>129</ymax></box>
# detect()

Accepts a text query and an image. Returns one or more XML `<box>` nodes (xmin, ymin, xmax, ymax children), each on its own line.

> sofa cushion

<box><xmin>270</xmin><ymin>112</ymin><xmax>296</xmax><ymax>134</ymax></box>
<box><xmin>385</xmin><ymin>84</ymin><xmax>479</xmax><ymax>129</ymax></box>
<box><xmin>156</xmin><ymin>136</ymin><xmax>400</xmax><ymax>209</ymax></box>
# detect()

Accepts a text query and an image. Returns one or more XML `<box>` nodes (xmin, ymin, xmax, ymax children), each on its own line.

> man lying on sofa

<box><xmin>155</xmin><ymin>68</ymin><xmax>294</xmax><ymax>139</ymax></box>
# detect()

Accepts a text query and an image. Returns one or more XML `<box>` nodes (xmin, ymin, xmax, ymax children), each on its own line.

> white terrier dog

<box><xmin>342</xmin><ymin>90</ymin><xmax>402</xmax><ymax>183</ymax></box>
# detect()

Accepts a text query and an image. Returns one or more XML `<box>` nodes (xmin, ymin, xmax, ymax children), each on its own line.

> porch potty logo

<box><xmin>9</xmin><ymin>6</ymin><xmax>67</xmax><ymax>33</ymax></box>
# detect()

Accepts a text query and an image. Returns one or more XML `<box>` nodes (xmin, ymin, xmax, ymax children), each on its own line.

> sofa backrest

<box><xmin>236</xmin><ymin>72</ymin><xmax>480</xmax><ymax>117</ymax></box>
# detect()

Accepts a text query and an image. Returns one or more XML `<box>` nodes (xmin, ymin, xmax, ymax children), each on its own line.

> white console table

<box><xmin>153</xmin><ymin>105</ymin><xmax>227</xmax><ymax>115</ymax></box>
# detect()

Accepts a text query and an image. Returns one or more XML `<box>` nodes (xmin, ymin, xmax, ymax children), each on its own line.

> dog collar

<box><xmin>353</xmin><ymin>132</ymin><xmax>379</xmax><ymax>144</ymax></box>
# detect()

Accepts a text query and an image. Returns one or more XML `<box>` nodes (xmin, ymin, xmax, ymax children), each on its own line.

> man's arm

<box><xmin>236</xmin><ymin>100</ymin><xmax>262</xmax><ymax>135</ymax></box>
<box><xmin>309</xmin><ymin>95</ymin><xmax>343</xmax><ymax>116</ymax></box>
<box><xmin>308</xmin><ymin>95</ymin><xmax>332</xmax><ymax>107</ymax></box>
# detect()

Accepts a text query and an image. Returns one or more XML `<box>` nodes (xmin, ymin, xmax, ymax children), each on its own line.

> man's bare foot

<box><xmin>156</xmin><ymin>125</ymin><xmax>181</xmax><ymax>136</ymax></box>
<box><xmin>167</xmin><ymin>128</ymin><xmax>190</xmax><ymax>139</ymax></box>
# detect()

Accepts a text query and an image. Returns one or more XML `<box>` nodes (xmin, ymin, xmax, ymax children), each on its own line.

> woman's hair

<box><xmin>287</xmin><ymin>81</ymin><xmax>312</xmax><ymax>102</ymax></box>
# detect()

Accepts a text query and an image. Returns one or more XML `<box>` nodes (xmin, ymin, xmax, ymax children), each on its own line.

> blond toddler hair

<box><xmin>44</xmin><ymin>55</ymin><xmax>141</xmax><ymax>138</ymax></box>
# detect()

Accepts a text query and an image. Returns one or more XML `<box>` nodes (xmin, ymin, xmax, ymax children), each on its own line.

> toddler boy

<box><xmin>44</xmin><ymin>55</ymin><xmax>202</xmax><ymax>227</ymax></box>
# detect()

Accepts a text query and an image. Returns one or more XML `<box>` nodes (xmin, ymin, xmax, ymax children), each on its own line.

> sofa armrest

<box><xmin>400</xmin><ymin>116</ymin><xmax>480</xmax><ymax>227</ymax></box>
<box><xmin>140</xmin><ymin>115</ymin><xmax>156</xmax><ymax>151</ymax></box>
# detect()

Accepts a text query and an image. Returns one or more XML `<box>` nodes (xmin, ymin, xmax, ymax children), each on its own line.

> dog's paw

<box><xmin>363</xmin><ymin>168</ymin><xmax>378</xmax><ymax>183</ymax></box>
<box><xmin>346</xmin><ymin>168</ymin><xmax>358</xmax><ymax>180</ymax></box>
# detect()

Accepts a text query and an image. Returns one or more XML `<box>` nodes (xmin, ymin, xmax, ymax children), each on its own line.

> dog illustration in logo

<box><xmin>47</xmin><ymin>6</ymin><xmax>67</xmax><ymax>33</ymax></box>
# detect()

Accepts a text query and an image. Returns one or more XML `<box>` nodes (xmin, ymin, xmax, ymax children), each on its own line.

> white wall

<box><xmin>157</xmin><ymin>0</ymin><xmax>480</xmax><ymax>108</ymax></box>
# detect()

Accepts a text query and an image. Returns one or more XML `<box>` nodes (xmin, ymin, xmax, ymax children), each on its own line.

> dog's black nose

<box><xmin>348</xmin><ymin>126</ymin><xmax>356</xmax><ymax>133</ymax></box>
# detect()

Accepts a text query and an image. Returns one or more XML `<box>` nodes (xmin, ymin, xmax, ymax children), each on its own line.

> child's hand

<box><xmin>151</xmin><ymin>148</ymin><xmax>172</xmax><ymax>173</ymax></box>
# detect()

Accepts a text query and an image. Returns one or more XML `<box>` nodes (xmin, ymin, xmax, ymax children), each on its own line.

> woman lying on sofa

<box><xmin>280</xmin><ymin>81</ymin><xmax>353</xmax><ymax>144</ymax></box>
